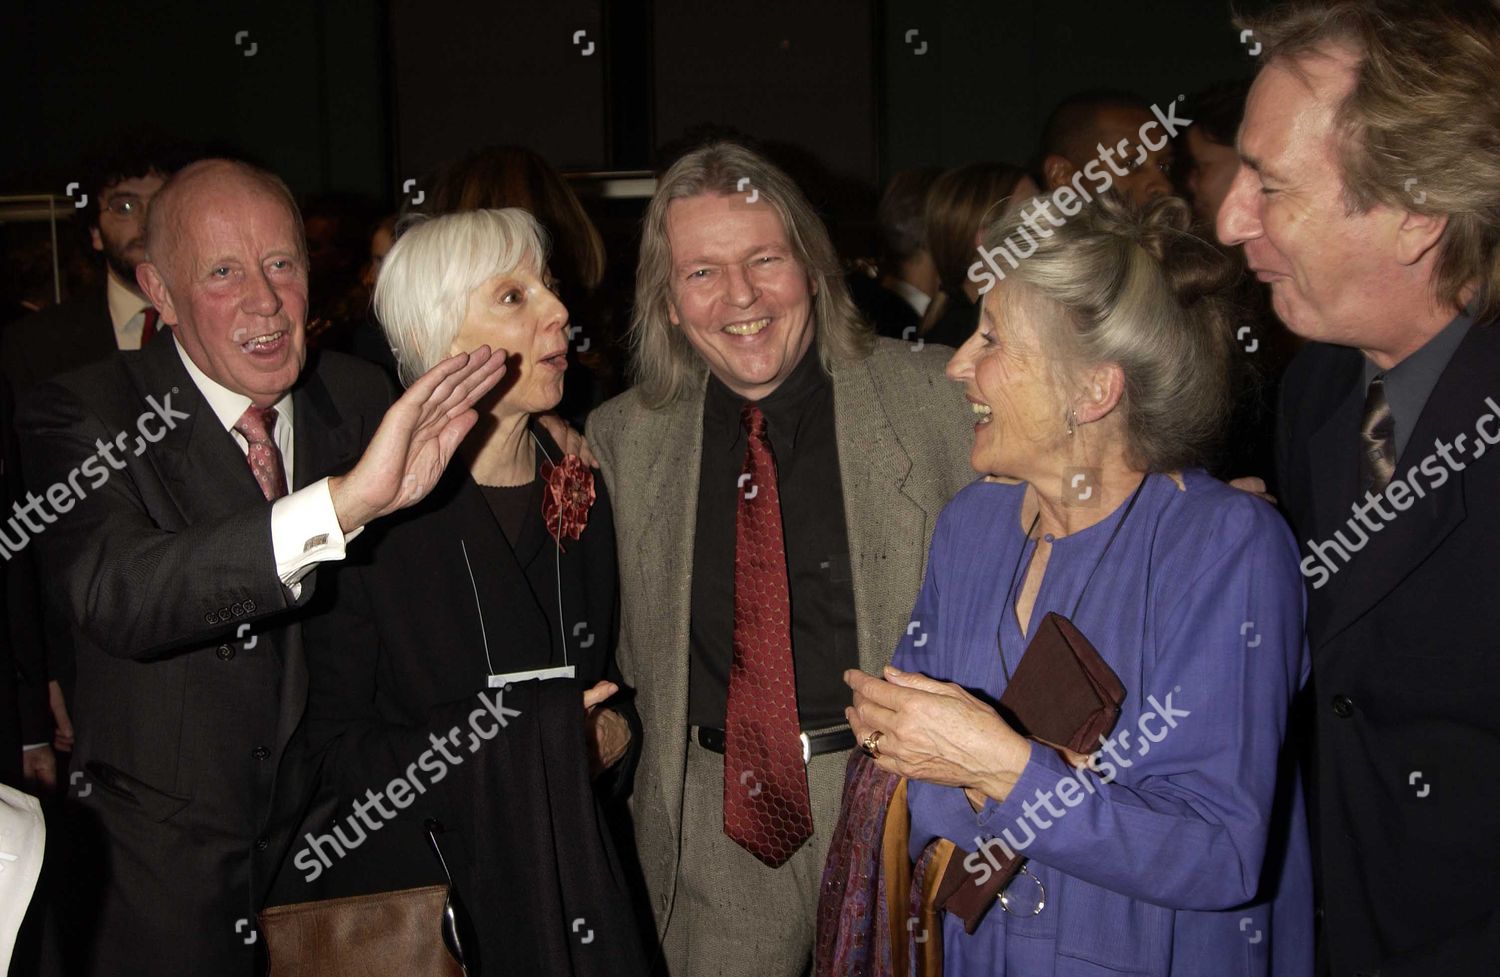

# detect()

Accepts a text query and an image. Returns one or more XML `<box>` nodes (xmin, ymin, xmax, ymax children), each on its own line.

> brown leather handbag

<box><xmin>936</xmin><ymin>611</ymin><xmax>1126</xmax><ymax>932</ymax></box>
<box><xmin>257</xmin><ymin>820</ymin><xmax>469</xmax><ymax>976</ymax></box>
<box><xmin>258</xmin><ymin>885</ymin><xmax>465</xmax><ymax>977</ymax></box>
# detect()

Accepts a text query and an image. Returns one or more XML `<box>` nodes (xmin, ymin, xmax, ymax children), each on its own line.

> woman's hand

<box><xmin>582</xmin><ymin>680</ymin><xmax>631</xmax><ymax>776</ymax></box>
<box><xmin>844</xmin><ymin>665</ymin><xmax>1032</xmax><ymax>804</ymax></box>
<box><xmin>538</xmin><ymin>413</ymin><xmax>598</xmax><ymax>468</ymax></box>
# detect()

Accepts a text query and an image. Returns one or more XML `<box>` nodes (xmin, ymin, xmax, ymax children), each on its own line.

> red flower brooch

<box><xmin>540</xmin><ymin>454</ymin><xmax>595</xmax><ymax>551</ymax></box>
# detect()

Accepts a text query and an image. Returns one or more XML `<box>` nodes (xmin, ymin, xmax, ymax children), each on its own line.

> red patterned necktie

<box><xmin>140</xmin><ymin>307</ymin><xmax>159</xmax><ymax>346</ymax></box>
<box><xmin>722</xmin><ymin>402</ymin><xmax>813</xmax><ymax>868</ymax></box>
<box><xmin>233</xmin><ymin>405</ymin><xmax>289</xmax><ymax>501</ymax></box>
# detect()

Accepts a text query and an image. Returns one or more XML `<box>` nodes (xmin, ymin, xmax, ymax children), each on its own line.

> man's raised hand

<box><xmin>330</xmin><ymin>346</ymin><xmax>507</xmax><ymax>532</ymax></box>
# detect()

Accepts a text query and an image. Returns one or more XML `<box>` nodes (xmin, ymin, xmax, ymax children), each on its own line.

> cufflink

<box><xmin>302</xmin><ymin>534</ymin><xmax>329</xmax><ymax>553</ymax></box>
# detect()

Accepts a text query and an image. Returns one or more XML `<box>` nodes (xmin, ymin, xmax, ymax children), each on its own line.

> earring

<box><xmin>1066</xmin><ymin>409</ymin><xmax>1077</xmax><ymax>437</ymax></box>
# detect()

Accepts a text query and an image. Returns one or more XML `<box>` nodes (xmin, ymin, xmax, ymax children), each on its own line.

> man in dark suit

<box><xmin>16</xmin><ymin>158</ymin><xmax>505</xmax><ymax>976</ymax></box>
<box><xmin>2</xmin><ymin>141</ymin><xmax>182</xmax><ymax>393</ymax></box>
<box><xmin>1219</xmin><ymin>2</ymin><xmax>1500</xmax><ymax>973</ymax></box>
<box><xmin>2</xmin><ymin>140</ymin><xmax>183</xmax><ymax>792</ymax></box>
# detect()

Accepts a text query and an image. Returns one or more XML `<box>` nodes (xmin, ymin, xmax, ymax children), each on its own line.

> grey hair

<box><xmin>629</xmin><ymin>142</ymin><xmax>874</xmax><ymax>407</ymax></box>
<box><xmin>373</xmin><ymin>208</ymin><xmax>549</xmax><ymax>386</ymax></box>
<box><xmin>989</xmin><ymin>191</ymin><xmax>1237</xmax><ymax>471</ymax></box>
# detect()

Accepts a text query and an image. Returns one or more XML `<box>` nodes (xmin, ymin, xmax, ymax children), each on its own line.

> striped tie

<box><xmin>1360</xmin><ymin>375</ymin><xmax>1396</xmax><ymax>491</ymax></box>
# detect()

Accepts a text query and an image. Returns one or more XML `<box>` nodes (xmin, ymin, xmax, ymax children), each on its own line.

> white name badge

<box><xmin>487</xmin><ymin>665</ymin><xmax>576</xmax><ymax>687</ymax></box>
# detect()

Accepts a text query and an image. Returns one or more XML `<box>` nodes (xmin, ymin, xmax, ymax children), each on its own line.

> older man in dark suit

<box><xmin>16</xmin><ymin>158</ymin><xmax>505</xmax><ymax>976</ymax></box>
<box><xmin>588</xmin><ymin>143</ymin><xmax>973</xmax><ymax>977</ymax></box>
<box><xmin>1220</xmin><ymin>2</ymin><xmax>1500</xmax><ymax>974</ymax></box>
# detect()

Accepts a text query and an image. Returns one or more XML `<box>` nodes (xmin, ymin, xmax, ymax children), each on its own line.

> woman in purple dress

<box><xmin>842</xmin><ymin>192</ymin><xmax>1313</xmax><ymax>976</ymax></box>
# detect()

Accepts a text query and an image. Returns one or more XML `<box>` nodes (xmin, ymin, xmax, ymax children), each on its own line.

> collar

<box><xmin>889</xmin><ymin>279</ymin><xmax>932</xmax><ymax>317</ymax></box>
<box><xmin>174</xmin><ymin>337</ymin><xmax>294</xmax><ymax>439</ymax></box>
<box><xmin>705</xmin><ymin>340</ymin><xmax>829</xmax><ymax>452</ymax></box>
<box><xmin>106</xmin><ymin>270</ymin><xmax>151</xmax><ymax>331</ymax></box>
<box><xmin>1362</xmin><ymin>306</ymin><xmax>1474</xmax><ymax>456</ymax></box>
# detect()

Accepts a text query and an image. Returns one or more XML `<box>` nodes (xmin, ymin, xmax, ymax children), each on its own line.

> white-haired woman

<box><xmin>825</xmin><ymin>193</ymin><xmax>1312</xmax><ymax>977</ymax></box>
<box><xmin>298</xmin><ymin>208</ymin><xmax>646</xmax><ymax>975</ymax></box>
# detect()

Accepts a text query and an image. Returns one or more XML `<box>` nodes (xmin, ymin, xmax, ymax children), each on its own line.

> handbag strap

<box><xmin>424</xmin><ymin>819</ymin><xmax>469</xmax><ymax>971</ymax></box>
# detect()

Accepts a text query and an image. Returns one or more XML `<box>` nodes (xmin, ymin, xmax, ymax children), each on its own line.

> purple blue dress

<box><xmin>895</xmin><ymin>470</ymin><xmax>1313</xmax><ymax>977</ymax></box>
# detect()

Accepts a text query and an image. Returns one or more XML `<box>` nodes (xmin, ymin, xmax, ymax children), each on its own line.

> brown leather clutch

<box><xmin>258</xmin><ymin>884</ymin><xmax>467</xmax><ymax>977</ymax></box>
<box><xmin>936</xmin><ymin>610</ymin><xmax>1125</xmax><ymax>932</ymax></box>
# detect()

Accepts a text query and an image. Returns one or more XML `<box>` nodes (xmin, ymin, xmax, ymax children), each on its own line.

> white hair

<box><xmin>374</xmin><ymin>208</ymin><xmax>549</xmax><ymax>385</ymax></box>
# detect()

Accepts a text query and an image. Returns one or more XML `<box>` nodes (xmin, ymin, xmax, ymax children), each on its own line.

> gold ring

<box><xmin>862</xmin><ymin>730</ymin><xmax>884</xmax><ymax>759</ymax></box>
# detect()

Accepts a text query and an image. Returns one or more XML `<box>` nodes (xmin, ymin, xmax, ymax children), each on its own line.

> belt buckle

<box><xmin>800</xmin><ymin>732</ymin><xmax>811</xmax><ymax>765</ymax></box>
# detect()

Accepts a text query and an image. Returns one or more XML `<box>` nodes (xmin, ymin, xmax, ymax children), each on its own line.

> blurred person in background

<box><xmin>1185</xmin><ymin>78</ymin><xmax>1299</xmax><ymax>488</ymax></box>
<box><xmin>1039</xmin><ymin>91</ymin><xmax>1176</xmax><ymax>210</ymax></box>
<box><xmin>846</xmin><ymin>167</ymin><xmax>943</xmax><ymax>342</ymax></box>
<box><xmin>920</xmin><ymin>163</ymin><xmax>1034</xmax><ymax>348</ymax></box>
<box><xmin>323</xmin><ymin>214</ymin><xmax>401</xmax><ymax>382</ymax></box>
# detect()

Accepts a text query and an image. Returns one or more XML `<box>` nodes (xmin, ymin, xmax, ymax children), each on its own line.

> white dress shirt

<box><xmin>889</xmin><ymin>278</ymin><xmax>932</xmax><ymax>318</ymax></box>
<box><xmin>175</xmin><ymin>339</ymin><xmax>359</xmax><ymax>595</ymax></box>
<box><xmin>106</xmin><ymin>272</ymin><xmax>152</xmax><ymax>351</ymax></box>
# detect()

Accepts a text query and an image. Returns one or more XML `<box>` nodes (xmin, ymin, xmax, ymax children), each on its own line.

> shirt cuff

<box><xmin>21</xmin><ymin>743</ymin><xmax>50</xmax><ymax>752</ymax></box>
<box><xmin>271</xmin><ymin>477</ymin><xmax>363</xmax><ymax>591</ymax></box>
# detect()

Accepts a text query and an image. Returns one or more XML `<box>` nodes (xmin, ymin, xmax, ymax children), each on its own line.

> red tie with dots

<box><xmin>140</xmin><ymin>307</ymin><xmax>159</xmax><ymax>346</ymax></box>
<box><xmin>233</xmin><ymin>405</ymin><xmax>289</xmax><ymax>501</ymax></box>
<box><xmin>722</xmin><ymin>402</ymin><xmax>813</xmax><ymax>868</ymax></box>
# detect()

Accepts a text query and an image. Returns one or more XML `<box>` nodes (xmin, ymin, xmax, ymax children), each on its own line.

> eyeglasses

<box><xmin>101</xmin><ymin>194</ymin><xmax>148</xmax><ymax>218</ymax></box>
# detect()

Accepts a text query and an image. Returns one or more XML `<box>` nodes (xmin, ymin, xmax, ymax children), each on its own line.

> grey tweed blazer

<box><xmin>586</xmin><ymin>337</ymin><xmax>974</xmax><ymax>931</ymax></box>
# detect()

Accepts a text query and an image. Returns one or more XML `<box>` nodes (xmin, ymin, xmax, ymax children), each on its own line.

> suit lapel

<box><xmin>633</xmin><ymin>375</ymin><xmax>706</xmax><ymax>846</ymax></box>
<box><xmin>831</xmin><ymin>355</ymin><xmax>930</xmax><ymax>674</ymax></box>
<box><xmin>1315</xmin><ymin>325</ymin><xmax>1498</xmax><ymax>645</ymax></box>
<box><xmin>291</xmin><ymin>357</ymin><xmax>362</xmax><ymax>491</ymax></box>
<box><xmin>130</xmin><ymin>338</ymin><xmax>265</xmax><ymax>524</ymax></box>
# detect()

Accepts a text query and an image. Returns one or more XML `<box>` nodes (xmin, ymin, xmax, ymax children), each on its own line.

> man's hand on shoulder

<box><xmin>329</xmin><ymin>346</ymin><xmax>507</xmax><ymax>532</ymax></box>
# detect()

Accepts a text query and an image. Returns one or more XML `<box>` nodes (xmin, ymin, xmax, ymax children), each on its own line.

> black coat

<box><xmin>16</xmin><ymin>337</ymin><xmax>390</xmax><ymax>975</ymax></box>
<box><xmin>297</xmin><ymin>423</ymin><xmax>647</xmax><ymax>976</ymax></box>
<box><xmin>1</xmin><ymin>291</ymin><xmax>120</xmax><ymax>742</ymax></box>
<box><xmin>0</xmin><ymin>290</ymin><xmax>117</xmax><ymax>397</ymax></box>
<box><xmin>1276</xmin><ymin>320</ymin><xmax>1500</xmax><ymax>976</ymax></box>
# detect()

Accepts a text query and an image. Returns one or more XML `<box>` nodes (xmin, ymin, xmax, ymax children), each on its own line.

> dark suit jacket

<box><xmin>298</xmin><ymin>423</ymin><xmax>645</xmax><ymax>972</ymax></box>
<box><xmin>16</xmin><ymin>337</ymin><xmax>391</xmax><ymax>976</ymax></box>
<box><xmin>0</xmin><ymin>290</ymin><xmax>116</xmax><ymax>397</ymax></box>
<box><xmin>1276</xmin><ymin>321</ymin><xmax>1500</xmax><ymax>976</ymax></box>
<box><xmin>1</xmin><ymin>291</ymin><xmax>119</xmax><ymax>739</ymax></box>
<box><xmin>0</xmin><ymin>375</ymin><xmax>26</xmax><ymax>784</ymax></box>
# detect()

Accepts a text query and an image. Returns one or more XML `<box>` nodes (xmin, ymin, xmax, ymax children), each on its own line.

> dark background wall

<box><xmin>1</xmin><ymin>0</ymin><xmax>1267</xmax><ymax>205</ymax></box>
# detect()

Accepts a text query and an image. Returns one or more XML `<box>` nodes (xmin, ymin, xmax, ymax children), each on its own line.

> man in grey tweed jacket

<box><xmin>588</xmin><ymin>143</ymin><xmax>973</xmax><ymax>976</ymax></box>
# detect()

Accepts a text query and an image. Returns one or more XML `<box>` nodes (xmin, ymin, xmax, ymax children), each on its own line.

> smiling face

<box><xmin>945</xmin><ymin>285</ymin><xmax>1067</xmax><ymax>481</ymax></box>
<box><xmin>1216</xmin><ymin>47</ymin><xmax>1408</xmax><ymax>346</ymax></box>
<box><xmin>139</xmin><ymin>168</ymin><xmax>308</xmax><ymax>407</ymax></box>
<box><xmin>449</xmin><ymin>263</ymin><xmax>570</xmax><ymax>418</ymax></box>
<box><xmin>665</xmin><ymin>193</ymin><xmax>817</xmax><ymax>401</ymax></box>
